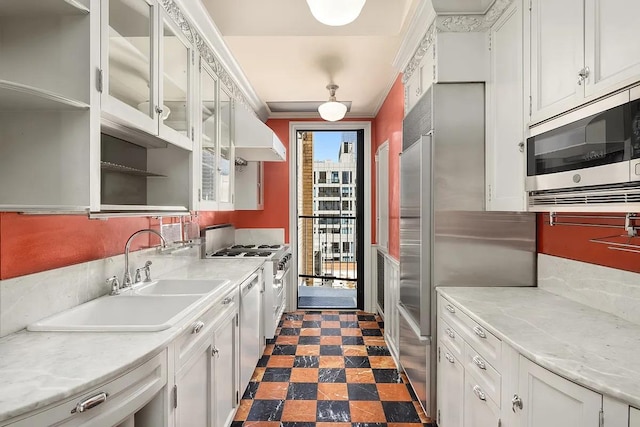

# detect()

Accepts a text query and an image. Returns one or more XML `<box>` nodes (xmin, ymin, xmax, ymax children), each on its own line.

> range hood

<box><xmin>235</xmin><ymin>106</ymin><xmax>286</xmax><ymax>162</ymax></box>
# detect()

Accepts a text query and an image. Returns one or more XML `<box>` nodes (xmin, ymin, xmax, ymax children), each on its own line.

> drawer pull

<box><xmin>445</xmin><ymin>304</ymin><xmax>455</xmax><ymax>313</ymax></box>
<box><xmin>192</xmin><ymin>321</ymin><xmax>205</xmax><ymax>334</ymax></box>
<box><xmin>472</xmin><ymin>355</ymin><xmax>486</xmax><ymax>370</ymax></box>
<box><xmin>473</xmin><ymin>385</ymin><xmax>486</xmax><ymax>401</ymax></box>
<box><xmin>473</xmin><ymin>326</ymin><xmax>487</xmax><ymax>339</ymax></box>
<box><xmin>445</xmin><ymin>328</ymin><xmax>455</xmax><ymax>339</ymax></box>
<box><xmin>222</xmin><ymin>297</ymin><xmax>233</xmax><ymax>305</ymax></box>
<box><xmin>512</xmin><ymin>394</ymin><xmax>523</xmax><ymax>412</ymax></box>
<box><xmin>212</xmin><ymin>347</ymin><xmax>220</xmax><ymax>358</ymax></box>
<box><xmin>445</xmin><ymin>353</ymin><xmax>455</xmax><ymax>364</ymax></box>
<box><xmin>71</xmin><ymin>392</ymin><xmax>108</xmax><ymax>414</ymax></box>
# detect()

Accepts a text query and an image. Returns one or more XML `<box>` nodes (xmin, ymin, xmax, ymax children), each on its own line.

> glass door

<box><xmin>200</xmin><ymin>63</ymin><xmax>218</xmax><ymax>207</ymax></box>
<box><xmin>218</xmin><ymin>88</ymin><xmax>234</xmax><ymax>208</ymax></box>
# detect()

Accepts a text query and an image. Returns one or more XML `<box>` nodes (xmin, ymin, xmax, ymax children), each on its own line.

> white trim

<box><xmin>173</xmin><ymin>0</ymin><xmax>269</xmax><ymax>121</ymax></box>
<box><xmin>289</xmin><ymin>121</ymin><xmax>373</xmax><ymax>312</ymax></box>
<box><xmin>391</xmin><ymin>1</ymin><xmax>436</xmax><ymax>72</ymax></box>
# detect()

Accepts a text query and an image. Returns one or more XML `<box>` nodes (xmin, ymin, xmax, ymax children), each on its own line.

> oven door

<box><xmin>526</xmin><ymin>99</ymin><xmax>634</xmax><ymax>192</ymax></box>
<box><xmin>273</xmin><ymin>264</ymin><xmax>288</xmax><ymax>312</ymax></box>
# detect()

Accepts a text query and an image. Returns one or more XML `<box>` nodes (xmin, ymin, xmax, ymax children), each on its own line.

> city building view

<box><xmin>297</xmin><ymin>131</ymin><xmax>358</xmax><ymax>308</ymax></box>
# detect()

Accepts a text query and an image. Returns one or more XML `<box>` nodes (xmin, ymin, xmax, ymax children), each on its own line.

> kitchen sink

<box><xmin>133</xmin><ymin>279</ymin><xmax>230</xmax><ymax>296</ymax></box>
<box><xmin>27</xmin><ymin>295</ymin><xmax>204</xmax><ymax>332</ymax></box>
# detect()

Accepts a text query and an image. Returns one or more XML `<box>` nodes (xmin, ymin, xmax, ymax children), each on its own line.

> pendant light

<box><xmin>306</xmin><ymin>0</ymin><xmax>366</xmax><ymax>26</ymax></box>
<box><xmin>318</xmin><ymin>84</ymin><xmax>347</xmax><ymax>122</ymax></box>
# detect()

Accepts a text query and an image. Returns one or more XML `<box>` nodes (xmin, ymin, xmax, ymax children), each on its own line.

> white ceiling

<box><xmin>201</xmin><ymin>0</ymin><xmax>424</xmax><ymax>118</ymax></box>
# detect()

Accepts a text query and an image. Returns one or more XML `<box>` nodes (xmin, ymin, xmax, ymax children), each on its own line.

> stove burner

<box><xmin>258</xmin><ymin>244</ymin><xmax>281</xmax><ymax>249</ymax></box>
<box><xmin>212</xmin><ymin>252</ymin><xmax>235</xmax><ymax>257</ymax></box>
<box><xmin>232</xmin><ymin>244</ymin><xmax>255</xmax><ymax>249</ymax></box>
<box><xmin>243</xmin><ymin>252</ymin><xmax>273</xmax><ymax>257</ymax></box>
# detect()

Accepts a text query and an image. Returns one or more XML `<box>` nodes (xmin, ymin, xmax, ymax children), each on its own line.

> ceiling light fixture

<box><xmin>306</xmin><ymin>0</ymin><xmax>366</xmax><ymax>26</ymax></box>
<box><xmin>318</xmin><ymin>84</ymin><xmax>347</xmax><ymax>122</ymax></box>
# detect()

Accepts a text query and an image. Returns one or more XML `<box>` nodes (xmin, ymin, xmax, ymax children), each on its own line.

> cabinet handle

<box><xmin>518</xmin><ymin>142</ymin><xmax>525</xmax><ymax>152</ymax></box>
<box><xmin>155</xmin><ymin>105</ymin><xmax>164</xmax><ymax>114</ymax></box>
<box><xmin>212</xmin><ymin>347</ymin><xmax>220</xmax><ymax>358</ymax></box>
<box><xmin>445</xmin><ymin>352</ymin><xmax>455</xmax><ymax>364</ymax></box>
<box><xmin>445</xmin><ymin>304</ymin><xmax>455</xmax><ymax>313</ymax></box>
<box><xmin>473</xmin><ymin>326</ymin><xmax>487</xmax><ymax>339</ymax></box>
<box><xmin>472</xmin><ymin>355</ymin><xmax>486</xmax><ymax>370</ymax></box>
<box><xmin>512</xmin><ymin>394</ymin><xmax>523</xmax><ymax>412</ymax></box>
<box><xmin>222</xmin><ymin>297</ymin><xmax>233</xmax><ymax>305</ymax></box>
<box><xmin>577</xmin><ymin>67</ymin><xmax>590</xmax><ymax>85</ymax></box>
<box><xmin>473</xmin><ymin>385</ymin><xmax>486</xmax><ymax>401</ymax></box>
<box><xmin>445</xmin><ymin>328</ymin><xmax>455</xmax><ymax>339</ymax></box>
<box><xmin>415</xmin><ymin>87</ymin><xmax>421</xmax><ymax>96</ymax></box>
<box><xmin>71</xmin><ymin>392</ymin><xmax>108</xmax><ymax>414</ymax></box>
<box><xmin>192</xmin><ymin>321</ymin><xmax>205</xmax><ymax>334</ymax></box>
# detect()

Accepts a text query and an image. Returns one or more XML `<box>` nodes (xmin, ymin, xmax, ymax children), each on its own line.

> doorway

<box><xmin>294</xmin><ymin>129</ymin><xmax>365</xmax><ymax>310</ymax></box>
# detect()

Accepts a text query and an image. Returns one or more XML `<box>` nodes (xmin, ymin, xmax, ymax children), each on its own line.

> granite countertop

<box><xmin>437</xmin><ymin>286</ymin><xmax>640</xmax><ymax>408</ymax></box>
<box><xmin>0</xmin><ymin>258</ymin><xmax>264</xmax><ymax>423</ymax></box>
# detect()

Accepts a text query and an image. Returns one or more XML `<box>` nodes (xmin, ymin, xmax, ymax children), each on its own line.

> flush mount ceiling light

<box><xmin>306</xmin><ymin>0</ymin><xmax>366</xmax><ymax>26</ymax></box>
<box><xmin>318</xmin><ymin>84</ymin><xmax>347</xmax><ymax>121</ymax></box>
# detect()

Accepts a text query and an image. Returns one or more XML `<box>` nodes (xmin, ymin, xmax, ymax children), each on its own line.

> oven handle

<box><xmin>274</xmin><ymin>267</ymin><xmax>289</xmax><ymax>284</ymax></box>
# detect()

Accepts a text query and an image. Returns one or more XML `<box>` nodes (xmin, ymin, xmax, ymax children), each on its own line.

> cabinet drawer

<box><xmin>438</xmin><ymin>295</ymin><xmax>502</xmax><ymax>369</ymax></box>
<box><xmin>6</xmin><ymin>351</ymin><xmax>167</xmax><ymax>427</ymax></box>
<box><xmin>464</xmin><ymin>342</ymin><xmax>501</xmax><ymax>407</ymax></box>
<box><xmin>463</xmin><ymin>369</ymin><xmax>500</xmax><ymax>427</ymax></box>
<box><xmin>438</xmin><ymin>318</ymin><xmax>463</xmax><ymax>361</ymax></box>
<box><xmin>174</xmin><ymin>288</ymin><xmax>238</xmax><ymax>369</ymax></box>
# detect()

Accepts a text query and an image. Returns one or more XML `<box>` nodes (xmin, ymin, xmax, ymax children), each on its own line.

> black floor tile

<box><xmin>342</xmin><ymin>336</ymin><xmax>365</xmax><ymax>345</ymax></box>
<box><xmin>242</xmin><ymin>381</ymin><xmax>259</xmax><ymax>399</ymax></box>
<box><xmin>320</xmin><ymin>328</ymin><xmax>341</xmax><ymax>336</ymax></box>
<box><xmin>381</xmin><ymin>401</ymin><xmax>422</xmax><ymax>423</ymax></box>
<box><xmin>320</xmin><ymin>345</ymin><xmax>343</xmax><ymax>355</ymax></box>
<box><xmin>344</xmin><ymin>356</ymin><xmax>371</xmax><ymax>368</ymax></box>
<box><xmin>262</xmin><ymin>368</ymin><xmax>292</xmax><ymax>382</ymax></box>
<box><xmin>372</xmin><ymin>369</ymin><xmax>403</xmax><ymax>383</ymax></box>
<box><xmin>294</xmin><ymin>355</ymin><xmax>320</xmax><ymax>368</ymax></box>
<box><xmin>280</xmin><ymin>328</ymin><xmax>301</xmax><ymax>336</ymax></box>
<box><xmin>302</xmin><ymin>320</ymin><xmax>322</xmax><ymax>328</ymax></box>
<box><xmin>246</xmin><ymin>399</ymin><xmax>285</xmax><ymax>421</ymax></box>
<box><xmin>317</xmin><ymin>400</ymin><xmax>350</xmax><ymax>422</ymax></box>
<box><xmin>287</xmin><ymin>382</ymin><xmax>318</xmax><ymax>400</ymax></box>
<box><xmin>362</xmin><ymin>329</ymin><xmax>383</xmax><ymax>336</ymax></box>
<box><xmin>366</xmin><ymin>346</ymin><xmax>391</xmax><ymax>356</ymax></box>
<box><xmin>298</xmin><ymin>335</ymin><xmax>322</xmax><ymax>345</ymax></box>
<box><xmin>347</xmin><ymin>383</ymin><xmax>380</xmax><ymax>400</ymax></box>
<box><xmin>272</xmin><ymin>344</ymin><xmax>297</xmax><ymax>355</ymax></box>
<box><xmin>256</xmin><ymin>355</ymin><xmax>270</xmax><ymax>367</ymax></box>
<box><xmin>318</xmin><ymin>368</ymin><xmax>347</xmax><ymax>383</ymax></box>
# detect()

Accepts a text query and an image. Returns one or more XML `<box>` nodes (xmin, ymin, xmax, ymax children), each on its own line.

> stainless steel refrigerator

<box><xmin>398</xmin><ymin>83</ymin><xmax>537</xmax><ymax>416</ymax></box>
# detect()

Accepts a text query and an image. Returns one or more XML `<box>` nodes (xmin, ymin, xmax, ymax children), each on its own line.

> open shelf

<box><xmin>0</xmin><ymin>0</ymin><xmax>89</xmax><ymax>16</ymax></box>
<box><xmin>0</xmin><ymin>80</ymin><xmax>90</xmax><ymax>111</ymax></box>
<box><xmin>101</xmin><ymin>161</ymin><xmax>167</xmax><ymax>177</ymax></box>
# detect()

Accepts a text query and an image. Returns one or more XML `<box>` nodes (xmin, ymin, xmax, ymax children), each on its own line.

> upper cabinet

<box><xmin>486</xmin><ymin>0</ymin><xmax>526</xmax><ymax>211</ymax></box>
<box><xmin>218</xmin><ymin>87</ymin><xmax>235</xmax><ymax>210</ymax></box>
<box><xmin>0</xmin><ymin>0</ymin><xmax>99</xmax><ymax>211</ymax></box>
<box><xmin>100</xmin><ymin>0</ymin><xmax>194</xmax><ymax>151</ymax></box>
<box><xmin>404</xmin><ymin>30</ymin><xmax>488</xmax><ymax>116</ymax></box>
<box><xmin>529</xmin><ymin>0</ymin><xmax>640</xmax><ymax>125</ymax></box>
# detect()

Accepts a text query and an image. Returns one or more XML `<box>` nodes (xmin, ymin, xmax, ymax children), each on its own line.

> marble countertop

<box><xmin>0</xmin><ymin>257</ymin><xmax>264</xmax><ymax>423</ymax></box>
<box><xmin>437</xmin><ymin>287</ymin><xmax>640</xmax><ymax>408</ymax></box>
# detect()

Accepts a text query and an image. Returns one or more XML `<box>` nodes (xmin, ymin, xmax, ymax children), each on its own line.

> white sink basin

<box><xmin>27</xmin><ymin>295</ymin><xmax>204</xmax><ymax>332</ymax></box>
<box><xmin>133</xmin><ymin>279</ymin><xmax>230</xmax><ymax>296</ymax></box>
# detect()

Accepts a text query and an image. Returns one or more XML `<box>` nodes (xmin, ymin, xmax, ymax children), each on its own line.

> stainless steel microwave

<box><xmin>526</xmin><ymin>91</ymin><xmax>640</xmax><ymax>192</ymax></box>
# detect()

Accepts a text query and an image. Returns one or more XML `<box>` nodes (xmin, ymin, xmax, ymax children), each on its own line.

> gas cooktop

<box><xmin>206</xmin><ymin>243</ymin><xmax>287</xmax><ymax>259</ymax></box>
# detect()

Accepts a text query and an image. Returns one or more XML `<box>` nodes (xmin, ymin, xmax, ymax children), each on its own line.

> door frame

<box><xmin>288</xmin><ymin>121</ymin><xmax>373</xmax><ymax>312</ymax></box>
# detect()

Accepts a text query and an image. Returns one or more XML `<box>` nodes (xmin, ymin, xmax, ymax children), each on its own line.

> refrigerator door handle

<box><xmin>397</xmin><ymin>303</ymin><xmax>431</xmax><ymax>343</ymax></box>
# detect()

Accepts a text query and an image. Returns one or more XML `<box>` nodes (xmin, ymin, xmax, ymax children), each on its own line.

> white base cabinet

<box><xmin>437</xmin><ymin>342</ymin><xmax>463</xmax><ymax>427</ymax></box>
<box><xmin>516</xmin><ymin>355</ymin><xmax>601</xmax><ymax>427</ymax></box>
<box><xmin>463</xmin><ymin>371</ymin><xmax>501</xmax><ymax>427</ymax></box>
<box><xmin>631</xmin><ymin>407</ymin><xmax>640</xmax><ymax>427</ymax></box>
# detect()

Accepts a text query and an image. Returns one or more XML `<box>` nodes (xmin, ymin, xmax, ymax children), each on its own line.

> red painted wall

<box><xmin>538</xmin><ymin>213</ymin><xmax>640</xmax><ymax>273</ymax></box>
<box><xmin>373</xmin><ymin>75</ymin><xmax>404</xmax><ymax>260</ymax></box>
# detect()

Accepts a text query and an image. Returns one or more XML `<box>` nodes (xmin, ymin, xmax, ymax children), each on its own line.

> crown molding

<box><xmin>163</xmin><ymin>0</ymin><xmax>269</xmax><ymax>121</ymax></box>
<box><xmin>392</xmin><ymin>1</ymin><xmax>436</xmax><ymax>72</ymax></box>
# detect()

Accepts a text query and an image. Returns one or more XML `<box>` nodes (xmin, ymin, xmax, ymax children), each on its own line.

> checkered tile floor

<box><xmin>232</xmin><ymin>311</ymin><xmax>434</xmax><ymax>427</ymax></box>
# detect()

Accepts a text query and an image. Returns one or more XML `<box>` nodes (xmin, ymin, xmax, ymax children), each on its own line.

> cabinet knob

<box><xmin>473</xmin><ymin>385</ymin><xmax>486</xmax><ymax>401</ymax></box>
<box><xmin>518</xmin><ymin>142</ymin><xmax>525</xmax><ymax>152</ymax></box>
<box><xmin>472</xmin><ymin>355</ymin><xmax>486</xmax><ymax>370</ymax></box>
<box><xmin>577</xmin><ymin>67</ymin><xmax>590</xmax><ymax>85</ymax></box>
<box><xmin>445</xmin><ymin>328</ymin><xmax>455</xmax><ymax>339</ymax></box>
<box><xmin>473</xmin><ymin>326</ymin><xmax>487</xmax><ymax>339</ymax></box>
<box><xmin>512</xmin><ymin>394</ymin><xmax>523</xmax><ymax>412</ymax></box>
<box><xmin>212</xmin><ymin>347</ymin><xmax>220</xmax><ymax>357</ymax></box>
<box><xmin>192</xmin><ymin>321</ymin><xmax>205</xmax><ymax>334</ymax></box>
<box><xmin>155</xmin><ymin>105</ymin><xmax>164</xmax><ymax>114</ymax></box>
<box><xmin>222</xmin><ymin>297</ymin><xmax>233</xmax><ymax>305</ymax></box>
<box><xmin>445</xmin><ymin>304</ymin><xmax>455</xmax><ymax>313</ymax></box>
<box><xmin>445</xmin><ymin>352</ymin><xmax>455</xmax><ymax>364</ymax></box>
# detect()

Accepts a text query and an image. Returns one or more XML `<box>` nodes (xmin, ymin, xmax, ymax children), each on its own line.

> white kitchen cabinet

<box><xmin>212</xmin><ymin>306</ymin><xmax>239</xmax><ymax>427</ymax></box>
<box><xmin>486</xmin><ymin>0</ymin><xmax>526</xmax><ymax>211</ymax></box>
<box><xmin>100</xmin><ymin>0</ymin><xmax>194</xmax><ymax>151</ymax></box>
<box><xmin>382</xmin><ymin>254</ymin><xmax>399</xmax><ymax>360</ymax></box>
<box><xmin>463</xmin><ymin>370</ymin><xmax>501</xmax><ymax>427</ymax></box>
<box><xmin>235</xmin><ymin>162</ymin><xmax>264</xmax><ymax>210</ymax></box>
<box><xmin>3</xmin><ymin>351</ymin><xmax>167</xmax><ymax>427</ymax></box>
<box><xmin>172</xmin><ymin>287</ymin><xmax>239</xmax><ymax>427</ymax></box>
<box><xmin>217</xmin><ymin>87</ymin><xmax>235</xmax><ymax>210</ymax></box>
<box><xmin>631</xmin><ymin>406</ymin><xmax>640</xmax><ymax>427</ymax></box>
<box><xmin>529</xmin><ymin>0</ymin><xmax>640</xmax><ymax>125</ymax></box>
<box><xmin>515</xmin><ymin>355</ymin><xmax>602</xmax><ymax>427</ymax></box>
<box><xmin>0</xmin><ymin>0</ymin><xmax>100</xmax><ymax>211</ymax></box>
<box><xmin>404</xmin><ymin>31</ymin><xmax>487</xmax><ymax>116</ymax></box>
<box><xmin>240</xmin><ymin>271</ymin><xmax>264</xmax><ymax>391</ymax></box>
<box><xmin>584</xmin><ymin>0</ymin><xmax>640</xmax><ymax>99</ymax></box>
<box><xmin>437</xmin><ymin>342</ymin><xmax>464</xmax><ymax>427</ymax></box>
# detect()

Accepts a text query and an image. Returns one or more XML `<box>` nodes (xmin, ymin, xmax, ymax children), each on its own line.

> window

<box><xmin>342</xmin><ymin>242</ymin><xmax>352</xmax><ymax>252</ymax></box>
<box><xmin>331</xmin><ymin>171</ymin><xmax>339</xmax><ymax>183</ymax></box>
<box><xmin>341</xmin><ymin>187</ymin><xmax>352</xmax><ymax>197</ymax></box>
<box><xmin>332</xmin><ymin>243</ymin><xmax>340</xmax><ymax>253</ymax></box>
<box><xmin>319</xmin><ymin>201</ymin><xmax>340</xmax><ymax>211</ymax></box>
<box><xmin>318</xmin><ymin>171</ymin><xmax>327</xmax><ymax>183</ymax></box>
<box><xmin>342</xmin><ymin>171</ymin><xmax>351</xmax><ymax>184</ymax></box>
<box><xmin>342</xmin><ymin>201</ymin><xmax>350</xmax><ymax>211</ymax></box>
<box><xmin>318</xmin><ymin>187</ymin><xmax>339</xmax><ymax>197</ymax></box>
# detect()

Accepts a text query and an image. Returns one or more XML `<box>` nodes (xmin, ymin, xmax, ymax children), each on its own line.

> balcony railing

<box><xmin>298</xmin><ymin>215</ymin><xmax>357</xmax><ymax>288</ymax></box>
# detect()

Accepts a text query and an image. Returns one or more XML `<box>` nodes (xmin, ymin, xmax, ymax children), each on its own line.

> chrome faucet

<box><xmin>123</xmin><ymin>229</ymin><xmax>167</xmax><ymax>289</ymax></box>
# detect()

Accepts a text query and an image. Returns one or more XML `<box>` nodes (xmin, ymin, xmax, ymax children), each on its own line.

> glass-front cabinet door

<box><xmin>218</xmin><ymin>87</ymin><xmax>234</xmax><ymax>209</ymax></box>
<box><xmin>199</xmin><ymin>62</ymin><xmax>218</xmax><ymax>209</ymax></box>
<box><xmin>158</xmin><ymin>9</ymin><xmax>193</xmax><ymax>150</ymax></box>
<box><xmin>101</xmin><ymin>0</ymin><xmax>158</xmax><ymax>135</ymax></box>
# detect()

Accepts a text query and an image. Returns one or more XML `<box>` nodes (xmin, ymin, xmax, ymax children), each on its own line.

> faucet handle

<box><xmin>134</xmin><ymin>268</ymin><xmax>142</xmax><ymax>284</ymax></box>
<box><xmin>143</xmin><ymin>261</ymin><xmax>153</xmax><ymax>282</ymax></box>
<box><xmin>107</xmin><ymin>276</ymin><xmax>120</xmax><ymax>296</ymax></box>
